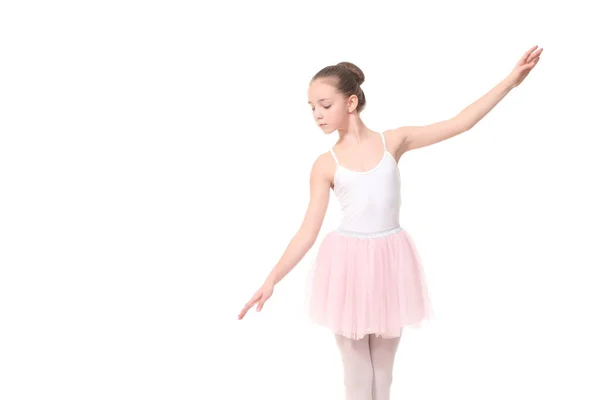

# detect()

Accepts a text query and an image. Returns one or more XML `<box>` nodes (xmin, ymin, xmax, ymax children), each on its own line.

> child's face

<box><xmin>307</xmin><ymin>79</ymin><xmax>350</xmax><ymax>134</ymax></box>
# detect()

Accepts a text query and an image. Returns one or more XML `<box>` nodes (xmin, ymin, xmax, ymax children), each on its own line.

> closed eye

<box><xmin>311</xmin><ymin>105</ymin><xmax>331</xmax><ymax>111</ymax></box>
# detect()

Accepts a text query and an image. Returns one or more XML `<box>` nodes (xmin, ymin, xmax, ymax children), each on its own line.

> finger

<box><xmin>520</xmin><ymin>45</ymin><xmax>538</xmax><ymax>65</ymax></box>
<box><xmin>238</xmin><ymin>303</ymin><xmax>254</xmax><ymax>319</ymax></box>
<box><xmin>239</xmin><ymin>295</ymin><xmax>261</xmax><ymax>319</ymax></box>
<box><xmin>238</xmin><ymin>306</ymin><xmax>249</xmax><ymax>319</ymax></box>
<box><xmin>520</xmin><ymin>54</ymin><xmax>540</xmax><ymax>71</ymax></box>
<box><xmin>244</xmin><ymin>296</ymin><xmax>260</xmax><ymax>311</ymax></box>
<box><xmin>526</xmin><ymin>57</ymin><xmax>540</xmax><ymax>69</ymax></box>
<box><xmin>526</xmin><ymin>48</ymin><xmax>543</xmax><ymax>64</ymax></box>
<box><xmin>257</xmin><ymin>299</ymin><xmax>266</xmax><ymax>312</ymax></box>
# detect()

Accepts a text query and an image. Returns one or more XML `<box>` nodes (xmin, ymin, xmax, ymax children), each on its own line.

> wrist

<box><xmin>264</xmin><ymin>276</ymin><xmax>277</xmax><ymax>287</ymax></box>
<box><xmin>501</xmin><ymin>76</ymin><xmax>515</xmax><ymax>91</ymax></box>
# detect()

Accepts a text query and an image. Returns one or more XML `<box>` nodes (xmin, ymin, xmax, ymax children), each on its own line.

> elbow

<box><xmin>460</xmin><ymin>123</ymin><xmax>474</xmax><ymax>134</ymax></box>
<box><xmin>298</xmin><ymin>225</ymin><xmax>319</xmax><ymax>248</ymax></box>
<box><xmin>304</xmin><ymin>229</ymin><xmax>319</xmax><ymax>248</ymax></box>
<box><xmin>450</xmin><ymin>116</ymin><xmax>471</xmax><ymax>133</ymax></box>
<box><xmin>452</xmin><ymin>114</ymin><xmax>477</xmax><ymax>133</ymax></box>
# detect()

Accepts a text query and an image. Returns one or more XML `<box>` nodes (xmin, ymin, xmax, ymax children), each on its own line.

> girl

<box><xmin>238</xmin><ymin>45</ymin><xmax>543</xmax><ymax>400</ymax></box>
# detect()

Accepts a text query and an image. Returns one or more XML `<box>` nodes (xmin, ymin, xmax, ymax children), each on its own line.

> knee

<box><xmin>343</xmin><ymin>364</ymin><xmax>373</xmax><ymax>393</ymax></box>
<box><xmin>372</xmin><ymin>366</ymin><xmax>393</xmax><ymax>388</ymax></box>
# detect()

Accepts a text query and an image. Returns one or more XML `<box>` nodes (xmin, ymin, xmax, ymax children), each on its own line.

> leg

<box><xmin>334</xmin><ymin>333</ymin><xmax>374</xmax><ymax>400</ymax></box>
<box><xmin>369</xmin><ymin>331</ymin><xmax>402</xmax><ymax>400</ymax></box>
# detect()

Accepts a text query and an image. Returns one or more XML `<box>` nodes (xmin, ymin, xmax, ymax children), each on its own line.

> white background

<box><xmin>1</xmin><ymin>1</ymin><xmax>599</xmax><ymax>399</ymax></box>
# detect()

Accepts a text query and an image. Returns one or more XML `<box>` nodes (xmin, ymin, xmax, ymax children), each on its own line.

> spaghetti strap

<box><xmin>379</xmin><ymin>130</ymin><xmax>386</xmax><ymax>149</ymax></box>
<box><xmin>330</xmin><ymin>148</ymin><xmax>339</xmax><ymax>165</ymax></box>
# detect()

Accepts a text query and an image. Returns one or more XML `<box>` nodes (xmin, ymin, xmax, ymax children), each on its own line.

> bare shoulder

<box><xmin>382</xmin><ymin>128</ymin><xmax>410</xmax><ymax>160</ymax></box>
<box><xmin>310</xmin><ymin>151</ymin><xmax>336</xmax><ymax>188</ymax></box>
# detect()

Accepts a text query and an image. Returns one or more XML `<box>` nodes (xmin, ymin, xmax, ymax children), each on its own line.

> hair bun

<box><xmin>337</xmin><ymin>62</ymin><xmax>365</xmax><ymax>85</ymax></box>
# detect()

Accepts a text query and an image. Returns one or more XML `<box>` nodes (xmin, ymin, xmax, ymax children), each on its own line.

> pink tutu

<box><xmin>305</xmin><ymin>226</ymin><xmax>433</xmax><ymax>340</ymax></box>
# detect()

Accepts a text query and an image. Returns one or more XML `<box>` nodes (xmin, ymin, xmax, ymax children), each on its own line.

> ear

<box><xmin>347</xmin><ymin>94</ymin><xmax>358</xmax><ymax>113</ymax></box>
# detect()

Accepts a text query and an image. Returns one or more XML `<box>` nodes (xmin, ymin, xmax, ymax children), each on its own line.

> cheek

<box><xmin>330</xmin><ymin>107</ymin><xmax>345</xmax><ymax>122</ymax></box>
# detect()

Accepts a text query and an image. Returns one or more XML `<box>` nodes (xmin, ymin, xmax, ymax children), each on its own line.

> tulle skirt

<box><xmin>305</xmin><ymin>225</ymin><xmax>433</xmax><ymax>340</ymax></box>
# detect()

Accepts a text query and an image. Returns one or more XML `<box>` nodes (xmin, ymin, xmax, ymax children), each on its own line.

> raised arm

<box><xmin>263</xmin><ymin>153</ymin><xmax>333</xmax><ymax>286</ymax></box>
<box><xmin>390</xmin><ymin>45</ymin><xmax>543</xmax><ymax>154</ymax></box>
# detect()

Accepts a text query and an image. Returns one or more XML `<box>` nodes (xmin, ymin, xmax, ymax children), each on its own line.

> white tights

<box><xmin>334</xmin><ymin>331</ymin><xmax>402</xmax><ymax>400</ymax></box>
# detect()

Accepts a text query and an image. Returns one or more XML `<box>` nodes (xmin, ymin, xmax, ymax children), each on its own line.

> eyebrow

<box><xmin>308</xmin><ymin>98</ymin><xmax>331</xmax><ymax>104</ymax></box>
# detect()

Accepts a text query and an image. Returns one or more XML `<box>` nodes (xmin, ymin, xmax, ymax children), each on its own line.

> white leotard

<box><xmin>330</xmin><ymin>131</ymin><xmax>401</xmax><ymax>235</ymax></box>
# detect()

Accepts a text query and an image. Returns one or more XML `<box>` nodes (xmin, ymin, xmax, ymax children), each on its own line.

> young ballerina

<box><xmin>238</xmin><ymin>45</ymin><xmax>542</xmax><ymax>400</ymax></box>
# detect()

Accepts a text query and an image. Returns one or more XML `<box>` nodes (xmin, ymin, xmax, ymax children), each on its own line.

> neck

<box><xmin>337</xmin><ymin>114</ymin><xmax>371</xmax><ymax>144</ymax></box>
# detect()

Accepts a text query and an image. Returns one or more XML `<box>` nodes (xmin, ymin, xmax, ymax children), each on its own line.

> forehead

<box><xmin>307</xmin><ymin>79</ymin><xmax>339</xmax><ymax>103</ymax></box>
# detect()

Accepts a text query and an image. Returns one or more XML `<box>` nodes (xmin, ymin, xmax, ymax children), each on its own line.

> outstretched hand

<box><xmin>238</xmin><ymin>280</ymin><xmax>274</xmax><ymax>320</ymax></box>
<box><xmin>506</xmin><ymin>45</ymin><xmax>543</xmax><ymax>89</ymax></box>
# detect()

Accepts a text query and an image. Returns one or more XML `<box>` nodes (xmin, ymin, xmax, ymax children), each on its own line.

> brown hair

<box><xmin>311</xmin><ymin>62</ymin><xmax>366</xmax><ymax>113</ymax></box>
